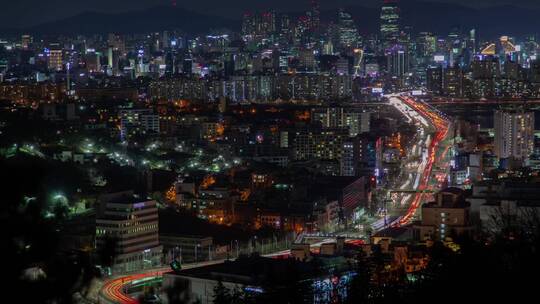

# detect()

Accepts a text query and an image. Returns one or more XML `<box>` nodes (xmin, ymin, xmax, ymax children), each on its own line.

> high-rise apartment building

<box><xmin>293</xmin><ymin>126</ymin><xmax>349</xmax><ymax>161</ymax></box>
<box><xmin>494</xmin><ymin>109</ymin><xmax>535</xmax><ymax>160</ymax></box>
<box><xmin>311</xmin><ymin>107</ymin><xmax>371</xmax><ymax>137</ymax></box>
<box><xmin>48</xmin><ymin>49</ymin><xmax>63</xmax><ymax>71</ymax></box>
<box><xmin>119</xmin><ymin>109</ymin><xmax>160</xmax><ymax>141</ymax></box>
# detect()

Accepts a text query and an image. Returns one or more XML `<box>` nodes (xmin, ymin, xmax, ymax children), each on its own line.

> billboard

<box><xmin>434</xmin><ymin>55</ymin><xmax>445</xmax><ymax>62</ymax></box>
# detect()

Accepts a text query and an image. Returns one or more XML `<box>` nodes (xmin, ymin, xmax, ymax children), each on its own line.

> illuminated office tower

<box><xmin>96</xmin><ymin>192</ymin><xmax>162</xmax><ymax>273</ymax></box>
<box><xmin>416</xmin><ymin>32</ymin><xmax>437</xmax><ymax>58</ymax></box>
<box><xmin>323</xmin><ymin>40</ymin><xmax>334</xmax><ymax>55</ymax></box>
<box><xmin>380</xmin><ymin>0</ymin><xmax>400</xmax><ymax>46</ymax></box>
<box><xmin>352</xmin><ymin>48</ymin><xmax>364</xmax><ymax>77</ymax></box>
<box><xmin>468</xmin><ymin>29</ymin><xmax>477</xmax><ymax>54</ymax></box>
<box><xmin>494</xmin><ymin>110</ymin><xmax>535</xmax><ymax>160</ymax></box>
<box><xmin>338</xmin><ymin>8</ymin><xmax>359</xmax><ymax>49</ymax></box>
<box><xmin>386</xmin><ymin>44</ymin><xmax>408</xmax><ymax>77</ymax></box>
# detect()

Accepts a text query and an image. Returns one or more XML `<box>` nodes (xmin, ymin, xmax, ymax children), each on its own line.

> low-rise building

<box><xmin>160</xmin><ymin>234</ymin><xmax>213</xmax><ymax>263</ymax></box>
<box><xmin>95</xmin><ymin>192</ymin><xmax>162</xmax><ymax>273</ymax></box>
<box><xmin>414</xmin><ymin>188</ymin><xmax>474</xmax><ymax>241</ymax></box>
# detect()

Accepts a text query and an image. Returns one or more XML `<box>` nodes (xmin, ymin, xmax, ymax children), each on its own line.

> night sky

<box><xmin>2</xmin><ymin>0</ymin><xmax>540</xmax><ymax>28</ymax></box>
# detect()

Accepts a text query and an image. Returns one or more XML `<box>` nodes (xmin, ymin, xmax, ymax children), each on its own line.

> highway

<box><xmin>373</xmin><ymin>93</ymin><xmax>451</xmax><ymax>230</ymax></box>
<box><xmin>99</xmin><ymin>260</ymin><xmax>225</xmax><ymax>304</ymax></box>
<box><xmin>99</xmin><ymin>238</ymin><xmax>362</xmax><ymax>303</ymax></box>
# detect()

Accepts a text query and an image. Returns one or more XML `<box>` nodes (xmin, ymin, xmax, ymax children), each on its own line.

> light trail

<box><xmin>100</xmin><ymin>260</ymin><xmax>223</xmax><ymax>304</ymax></box>
<box><xmin>379</xmin><ymin>94</ymin><xmax>451</xmax><ymax>229</ymax></box>
<box><xmin>100</xmin><ymin>238</ymin><xmax>365</xmax><ymax>303</ymax></box>
<box><xmin>392</xmin><ymin>95</ymin><xmax>450</xmax><ymax>226</ymax></box>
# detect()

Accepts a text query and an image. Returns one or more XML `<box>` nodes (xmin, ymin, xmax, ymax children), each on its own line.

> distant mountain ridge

<box><xmin>1</xmin><ymin>2</ymin><xmax>539</xmax><ymax>38</ymax></box>
<box><xmin>13</xmin><ymin>6</ymin><xmax>238</xmax><ymax>35</ymax></box>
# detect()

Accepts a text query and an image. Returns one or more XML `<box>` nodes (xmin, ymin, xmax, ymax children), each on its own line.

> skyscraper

<box><xmin>494</xmin><ymin>109</ymin><xmax>535</xmax><ymax>160</ymax></box>
<box><xmin>353</xmin><ymin>48</ymin><xmax>364</xmax><ymax>77</ymax></box>
<box><xmin>338</xmin><ymin>8</ymin><xmax>359</xmax><ymax>50</ymax></box>
<box><xmin>242</xmin><ymin>11</ymin><xmax>276</xmax><ymax>38</ymax></box>
<box><xmin>310</xmin><ymin>0</ymin><xmax>321</xmax><ymax>33</ymax></box>
<box><xmin>468</xmin><ymin>29</ymin><xmax>477</xmax><ymax>54</ymax></box>
<box><xmin>386</xmin><ymin>44</ymin><xmax>409</xmax><ymax>77</ymax></box>
<box><xmin>380</xmin><ymin>0</ymin><xmax>400</xmax><ymax>46</ymax></box>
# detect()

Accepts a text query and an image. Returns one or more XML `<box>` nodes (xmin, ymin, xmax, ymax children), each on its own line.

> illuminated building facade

<box><xmin>494</xmin><ymin>109</ymin><xmax>535</xmax><ymax>160</ymax></box>
<box><xmin>96</xmin><ymin>192</ymin><xmax>163</xmax><ymax>273</ymax></box>
<box><xmin>338</xmin><ymin>9</ymin><xmax>359</xmax><ymax>50</ymax></box>
<box><xmin>119</xmin><ymin>109</ymin><xmax>160</xmax><ymax>141</ymax></box>
<box><xmin>414</xmin><ymin>188</ymin><xmax>473</xmax><ymax>241</ymax></box>
<box><xmin>380</xmin><ymin>0</ymin><xmax>400</xmax><ymax>46</ymax></box>
<box><xmin>386</xmin><ymin>44</ymin><xmax>409</xmax><ymax>77</ymax></box>
<box><xmin>293</xmin><ymin>126</ymin><xmax>349</xmax><ymax>161</ymax></box>
<box><xmin>311</xmin><ymin>107</ymin><xmax>371</xmax><ymax>137</ymax></box>
<box><xmin>48</xmin><ymin>49</ymin><xmax>63</xmax><ymax>71</ymax></box>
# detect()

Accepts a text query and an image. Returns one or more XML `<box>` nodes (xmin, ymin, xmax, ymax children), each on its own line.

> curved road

<box><xmin>386</xmin><ymin>94</ymin><xmax>451</xmax><ymax>227</ymax></box>
<box><xmin>99</xmin><ymin>239</ymin><xmax>359</xmax><ymax>303</ymax></box>
<box><xmin>100</xmin><ymin>260</ymin><xmax>223</xmax><ymax>304</ymax></box>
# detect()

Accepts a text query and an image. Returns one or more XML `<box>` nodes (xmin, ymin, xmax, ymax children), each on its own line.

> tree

<box><xmin>97</xmin><ymin>236</ymin><xmax>118</xmax><ymax>268</ymax></box>
<box><xmin>2</xmin><ymin>193</ymin><xmax>97</xmax><ymax>303</ymax></box>
<box><xmin>346</xmin><ymin>254</ymin><xmax>371</xmax><ymax>303</ymax></box>
<box><xmin>164</xmin><ymin>278</ymin><xmax>192</xmax><ymax>304</ymax></box>
<box><xmin>213</xmin><ymin>279</ymin><xmax>231</xmax><ymax>304</ymax></box>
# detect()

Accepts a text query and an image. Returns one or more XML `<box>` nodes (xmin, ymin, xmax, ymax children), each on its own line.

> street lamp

<box><xmin>194</xmin><ymin>244</ymin><xmax>201</xmax><ymax>262</ymax></box>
